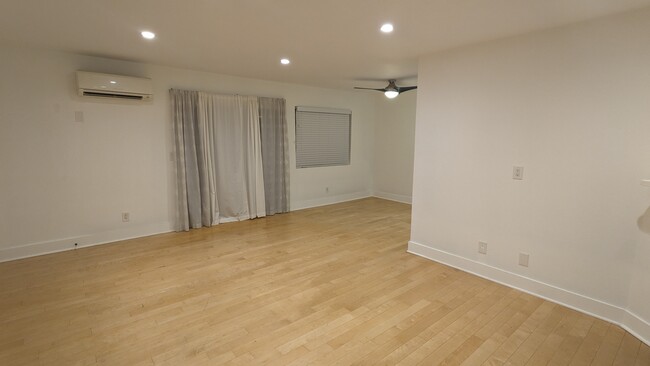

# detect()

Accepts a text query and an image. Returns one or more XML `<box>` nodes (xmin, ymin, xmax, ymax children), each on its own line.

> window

<box><xmin>295</xmin><ymin>106</ymin><xmax>351</xmax><ymax>168</ymax></box>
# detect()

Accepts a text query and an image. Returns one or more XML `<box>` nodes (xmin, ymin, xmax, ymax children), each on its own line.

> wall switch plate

<box><xmin>478</xmin><ymin>241</ymin><xmax>488</xmax><ymax>254</ymax></box>
<box><xmin>513</xmin><ymin>166</ymin><xmax>524</xmax><ymax>180</ymax></box>
<box><xmin>519</xmin><ymin>253</ymin><xmax>530</xmax><ymax>267</ymax></box>
<box><xmin>122</xmin><ymin>212</ymin><xmax>130</xmax><ymax>222</ymax></box>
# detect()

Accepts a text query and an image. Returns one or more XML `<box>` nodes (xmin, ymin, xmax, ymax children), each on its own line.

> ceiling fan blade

<box><xmin>354</xmin><ymin>87</ymin><xmax>387</xmax><ymax>92</ymax></box>
<box><xmin>397</xmin><ymin>86</ymin><xmax>418</xmax><ymax>93</ymax></box>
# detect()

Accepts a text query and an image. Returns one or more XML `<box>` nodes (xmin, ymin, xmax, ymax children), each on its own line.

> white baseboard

<box><xmin>622</xmin><ymin>310</ymin><xmax>650</xmax><ymax>345</ymax></box>
<box><xmin>291</xmin><ymin>191</ymin><xmax>372</xmax><ymax>211</ymax></box>
<box><xmin>0</xmin><ymin>222</ymin><xmax>173</xmax><ymax>263</ymax></box>
<box><xmin>2</xmin><ymin>190</ymin><xmax>373</xmax><ymax>263</ymax></box>
<box><xmin>372</xmin><ymin>191</ymin><xmax>412</xmax><ymax>204</ymax></box>
<box><xmin>407</xmin><ymin>240</ymin><xmax>650</xmax><ymax>346</ymax></box>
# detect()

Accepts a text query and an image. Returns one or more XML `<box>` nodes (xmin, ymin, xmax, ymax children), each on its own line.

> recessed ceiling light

<box><xmin>109</xmin><ymin>80</ymin><xmax>117</xmax><ymax>84</ymax></box>
<box><xmin>280</xmin><ymin>58</ymin><xmax>291</xmax><ymax>65</ymax></box>
<box><xmin>141</xmin><ymin>31</ymin><xmax>156</xmax><ymax>40</ymax></box>
<box><xmin>380</xmin><ymin>23</ymin><xmax>394</xmax><ymax>33</ymax></box>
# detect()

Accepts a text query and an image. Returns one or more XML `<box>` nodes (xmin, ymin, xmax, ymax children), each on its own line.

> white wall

<box><xmin>373</xmin><ymin>92</ymin><xmax>417</xmax><ymax>204</ymax></box>
<box><xmin>409</xmin><ymin>8</ymin><xmax>650</xmax><ymax>343</ymax></box>
<box><xmin>0</xmin><ymin>45</ymin><xmax>377</xmax><ymax>261</ymax></box>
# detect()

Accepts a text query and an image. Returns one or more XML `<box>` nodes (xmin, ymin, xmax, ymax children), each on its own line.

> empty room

<box><xmin>1</xmin><ymin>1</ymin><xmax>649</xmax><ymax>365</ymax></box>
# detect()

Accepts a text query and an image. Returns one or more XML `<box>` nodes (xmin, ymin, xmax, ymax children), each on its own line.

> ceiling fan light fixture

<box><xmin>354</xmin><ymin>79</ymin><xmax>416</xmax><ymax>97</ymax></box>
<box><xmin>384</xmin><ymin>90</ymin><xmax>399</xmax><ymax>99</ymax></box>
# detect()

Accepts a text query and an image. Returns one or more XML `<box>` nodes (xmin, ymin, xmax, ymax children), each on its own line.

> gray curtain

<box><xmin>171</xmin><ymin>89</ymin><xmax>199</xmax><ymax>231</ymax></box>
<box><xmin>171</xmin><ymin>89</ymin><xmax>268</xmax><ymax>231</ymax></box>
<box><xmin>259</xmin><ymin>97</ymin><xmax>290</xmax><ymax>215</ymax></box>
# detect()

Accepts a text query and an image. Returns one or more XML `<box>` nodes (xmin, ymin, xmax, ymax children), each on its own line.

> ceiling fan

<box><xmin>354</xmin><ymin>79</ymin><xmax>417</xmax><ymax>99</ymax></box>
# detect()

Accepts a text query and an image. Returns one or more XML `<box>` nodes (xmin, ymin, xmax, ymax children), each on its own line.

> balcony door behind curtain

<box><xmin>172</xmin><ymin>90</ymin><xmax>266</xmax><ymax>231</ymax></box>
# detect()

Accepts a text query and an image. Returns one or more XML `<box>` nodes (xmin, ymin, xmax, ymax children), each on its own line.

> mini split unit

<box><xmin>76</xmin><ymin>71</ymin><xmax>153</xmax><ymax>101</ymax></box>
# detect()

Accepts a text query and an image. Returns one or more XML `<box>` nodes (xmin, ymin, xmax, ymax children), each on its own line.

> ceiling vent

<box><xmin>77</xmin><ymin>71</ymin><xmax>153</xmax><ymax>101</ymax></box>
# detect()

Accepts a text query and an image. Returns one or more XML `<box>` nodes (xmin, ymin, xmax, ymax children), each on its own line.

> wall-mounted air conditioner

<box><xmin>77</xmin><ymin>71</ymin><xmax>153</xmax><ymax>101</ymax></box>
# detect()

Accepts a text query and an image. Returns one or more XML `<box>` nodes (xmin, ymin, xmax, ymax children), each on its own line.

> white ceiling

<box><xmin>1</xmin><ymin>0</ymin><xmax>649</xmax><ymax>90</ymax></box>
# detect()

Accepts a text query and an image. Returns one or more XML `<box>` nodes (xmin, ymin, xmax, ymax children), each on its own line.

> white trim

<box><xmin>291</xmin><ymin>191</ymin><xmax>371</xmax><ymax>211</ymax></box>
<box><xmin>621</xmin><ymin>311</ymin><xmax>650</xmax><ymax>345</ymax></box>
<box><xmin>373</xmin><ymin>191</ymin><xmax>412</xmax><ymax>204</ymax></box>
<box><xmin>407</xmin><ymin>240</ymin><xmax>650</xmax><ymax>346</ymax></box>
<box><xmin>0</xmin><ymin>222</ymin><xmax>173</xmax><ymax>263</ymax></box>
<box><xmin>0</xmin><ymin>190</ymin><xmax>372</xmax><ymax>262</ymax></box>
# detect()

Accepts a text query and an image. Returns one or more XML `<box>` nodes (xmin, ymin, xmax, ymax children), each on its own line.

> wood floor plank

<box><xmin>0</xmin><ymin>197</ymin><xmax>646</xmax><ymax>365</ymax></box>
<box><xmin>416</xmin><ymin>289</ymin><xmax>526</xmax><ymax>365</ymax></box>
<box><xmin>460</xmin><ymin>294</ymin><xmax>545</xmax><ymax>365</ymax></box>
<box><xmin>591</xmin><ymin>325</ymin><xmax>627</xmax><ymax>366</ymax></box>
<box><xmin>613</xmin><ymin>331</ymin><xmax>641</xmax><ymax>366</ymax></box>
<box><xmin>525</xmin><ymin>308</ymin><xmax>584</xmax><ymax>365</ymax></box>
<box><xmin>636</xmin><ymin>343</ymin><xmax>650</xmax><ymax>366</ymax></box>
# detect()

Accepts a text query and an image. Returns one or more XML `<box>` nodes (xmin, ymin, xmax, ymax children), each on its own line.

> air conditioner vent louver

<box><xmin>77</xmin><ymin>71</ymin><xmax>153</xmax><ymax>101</ymax></box>
<box><xmin>82</xmin><ymin>91</ymin><xmax>146</xmax><ymax>100</ymax></box>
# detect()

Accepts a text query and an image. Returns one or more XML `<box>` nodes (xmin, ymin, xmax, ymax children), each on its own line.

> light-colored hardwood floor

<box><xmin>0</xmin><ymin>198</ymin><xmax>648</xmax><ymax>365</ymax></box>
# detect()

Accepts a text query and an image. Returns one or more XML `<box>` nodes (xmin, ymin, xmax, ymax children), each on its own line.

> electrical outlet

<box><xmin>478</xmin><ymin>241</ymin><xmax>488</xmax><ymax>255</ymax></box>
<box><xmin>122</xmin><ymin>212</ymin><xmax>130</xmax><ymax>222</ymax></box>
<box><xmin>513</xmin><ymin>166</ymin><xmax>524</xmax><ymax>180</ymax></box>
<box><xmin>519</xmin><ymin>253</ymin><xmax>530</xmax><ymax>267</ymax></box>
<box><xmin>74</xmin><ymin>111</ymin><xmax>84</xmax><ymax>123</ymax></box>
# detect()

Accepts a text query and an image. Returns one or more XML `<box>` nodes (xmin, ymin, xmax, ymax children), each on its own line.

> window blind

<box><xmin>295</xmin><ymin>106</ymin><xmax>351</xmax><ymax>168</ymax></box>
